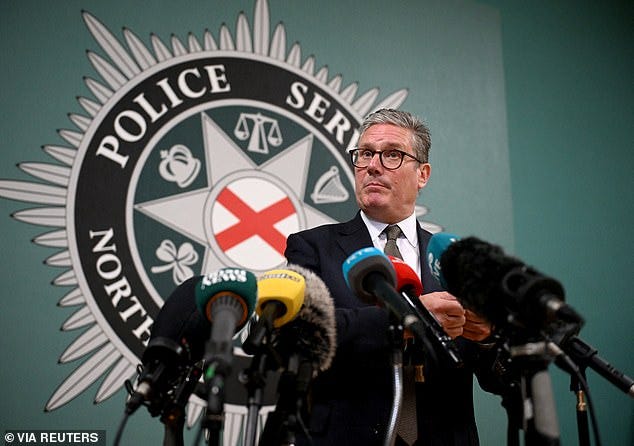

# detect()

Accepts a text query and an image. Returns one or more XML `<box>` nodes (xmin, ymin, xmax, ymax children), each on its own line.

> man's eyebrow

<box><xmin>358</xmin><ymin>142</ymin><xmax>403</xmax><ymax>148</ymax></box>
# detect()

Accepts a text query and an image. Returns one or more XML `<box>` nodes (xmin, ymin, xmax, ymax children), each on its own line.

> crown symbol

<box><xmin>158</xmin><ymin>144</ymin><xmax>201</xmax><ymax>188</ymax></box>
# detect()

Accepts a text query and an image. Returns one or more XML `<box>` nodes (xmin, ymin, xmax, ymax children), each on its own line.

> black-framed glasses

<box><xmin>349</xmin><ymin>148</ymin><xmax>422</xmax><ymax>170</ymax></box>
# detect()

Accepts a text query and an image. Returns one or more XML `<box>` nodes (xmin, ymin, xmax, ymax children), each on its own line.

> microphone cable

<box><xmin>113</xmin><ymin>410</ymin><xmax>130</xmax><ymax>446</ymax></box>
<box><xmin>546</xmin><ymin>338</ymin><xmax>602</xmax><ymax>446</ymax></box>
<box><xmin>113</xmin><ymin>365</ymin><xmax>142</xmax><ymax>446</ymax></box>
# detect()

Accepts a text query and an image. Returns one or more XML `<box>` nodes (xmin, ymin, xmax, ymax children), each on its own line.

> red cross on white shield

<box><xmin>210</xmin><ymin>176</ymin><xmax>301</xmax><ymax>271</ymax></box>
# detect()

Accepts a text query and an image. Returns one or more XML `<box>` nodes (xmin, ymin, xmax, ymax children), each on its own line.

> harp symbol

<box><xmin>311</xmin><ymin>166</ymin><xmax>349</xmax><ymax>204</ymax></box>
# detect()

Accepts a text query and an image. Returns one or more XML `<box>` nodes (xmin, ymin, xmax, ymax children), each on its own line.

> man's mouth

<box><xmin>364</xmin><ymin>181</ymin><xmax>388</xmax><ymax>189</ymax></box>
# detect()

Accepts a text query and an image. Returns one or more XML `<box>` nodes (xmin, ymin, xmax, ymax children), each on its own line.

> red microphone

<box><xmin>388</xmin><ymin>255</ymin><xmax>423</xmax><ymax>296</ymax></box>
<box><xmin>387</xmin><ymin>256</ymin><xmax>463</xmax><ymax>367</ymax></box>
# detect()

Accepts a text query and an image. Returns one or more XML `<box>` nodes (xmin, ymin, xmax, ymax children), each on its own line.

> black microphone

<box><xmin>426</xmin><ymin>233</ymin><xmax>584</xmax><ymax>331</ymax></box>
<box><xmin>125</xmin><ymin>338</ymin><xmax>190</xmax><ymax>416</ymax></box>
<box><xmin>125</xmin><ymin>275</ymin><xmax>207</xmax><ymax>416</ymax></box>
<box><xmin>558</xmin><ymin>335</ymin><xmax>634</xmax><ymax>398</ymax></box>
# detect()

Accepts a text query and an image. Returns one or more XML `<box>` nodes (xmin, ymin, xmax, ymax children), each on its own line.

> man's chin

<box><xmin>359</xmin><ymin>198</ymin><xmax>392</xmax><ymax>216</ymax></box>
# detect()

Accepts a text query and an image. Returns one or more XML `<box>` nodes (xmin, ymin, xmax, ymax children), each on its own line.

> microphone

<box><xmin>195</xmin><ymin>268</ymin><xmax>257</xmax><ymax>361</ymax></box>
<box><xmin>125</xmin><ymin>337</ymin><xmax>190</xmax><ymax>416</ymax></box>
<box><xmin>195</xmin><ymin>268</ymin><xmax>257</xmax><ymax>425</ymax></box>
<box><xmin>125</xmin><ymin>276</ymin><xmax>207</xmax><ymax>416</ymax></box>
<box><xmin>426</xmin><ymin>233</ymin><xmax>584</xmax><ymax>331</ymax></box>
<box><xmin>342</xmin><ymin>247</ymin><xmax>431</xmax><ymax>345</ymax></box>
<box><xmin>426</xmin><ymin>232</ymin><xmax>459</xmax><ymax>289</ymax></box>
<box><xmin>388</xmin><ymin>256</ymin><xmax>463</xmax><ymax>367</ymax></box>
<box><xmin>388</xmin><ymin>255</ymin><xmax>423</xmax><ymax>296</ymax></box>
<box><xmin>557</xmin><ymin>335</ymin><xmax>634</xmax><ymax>398</ymax></box>
<box><xmin>428</xmin><ymin>234</ymin><xmax>634</xmax><ymax>400</ymax></box>
<box><xmin>273</xmin><ymin>264</ymin><xmax>337</xmax><ymax>373</ymax></box>
<box><xmin>242</xmin><ymin>269</ymin><xmax>306</xmax><ymax>355</ymax></box>
<box><xmin>259</xmin><ymin>264</ymin><xmax>336</xmax><ymax>445</ymax></box>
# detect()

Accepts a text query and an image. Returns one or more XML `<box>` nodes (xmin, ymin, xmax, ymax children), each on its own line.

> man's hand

<box><xmin>462</xmin><ymin>309</ymin><xmax>492</xmax><ymax>341</ymax></box>
<box><xmin>419</xmin><ymin>292</ymin><xmax>492</xmax><ymax>341</ymax></box>
<box><xmin>419</xmin><ymin>292</ymin><xmax>465</xmax><ymax>338</ymax></box>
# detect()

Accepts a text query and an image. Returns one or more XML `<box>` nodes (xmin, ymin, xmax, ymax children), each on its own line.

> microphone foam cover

<box><xmin>256</xmin><ymin>269</ymin><xmax>306</xmax><ymax>327</ymax></box>
<box><xmin>142</xmin><ymin>336</ymin><xmax>188</xmax><ymax>364</ymax></box>
<box><xmin>150</xmin><ymin>275</ymin><xmax>209</xmax><ymax>362</ymax></box>
<box><xmin>441</xmin><ymin>236</ymin><xmax>520</xmax><ymax>323</ymax></box>
<box><xmin>342</xmin><ymin>247</ymin><xmax>396</xmax><ymax>304</ymax></box>
<box><xmin>283</xmin><ymin>264</ymin><xmax>337</xmax><ymax>372</ymax></box>
<box><xmin>195</xmin><ymin>268</ymin><xmax>257</xmax><ymax>326</ymax></box>
<box><xmin>388</xmin><ymin>255</ymin><xmax>423</xmax><ymax>296</ymax></box>
<box><xmin>426</xmin><ymin>232</ymin><xmax>460</xmax><ymax>288</ymax></box>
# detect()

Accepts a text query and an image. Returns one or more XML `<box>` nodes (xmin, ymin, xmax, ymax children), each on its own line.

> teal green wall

<box><xmin>0</xmin><ymin>1</ymin><xmax>631</xmax><ymax>445</ymax></box>
<box><xmin>480</xmin><ymin>1</ymin><xmax>633</xmax><ymax>444</ymax></box>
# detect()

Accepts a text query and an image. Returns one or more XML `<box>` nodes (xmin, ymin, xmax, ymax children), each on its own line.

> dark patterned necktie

<box><xmin>383</xmin><ymin>225</ymin><xmax>403</xmax><ymax>260</ymax></box>
<box><xmin>383</xmin><ymin>224</ymin><xmax>417</xmax><ymax>445</ymax></box>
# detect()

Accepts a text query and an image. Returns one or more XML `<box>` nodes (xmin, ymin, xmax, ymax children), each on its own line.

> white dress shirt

<box><xmin>359</xmin><ymin>211</ymin><xmax>421</xmax><ymax>280</ymax></box>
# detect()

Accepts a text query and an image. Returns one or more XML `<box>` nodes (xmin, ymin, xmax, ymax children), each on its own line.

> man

<box><xmin>285</xmin><ymin>109</ymin><xmax>502</xmax><ymax>445</ymax></box>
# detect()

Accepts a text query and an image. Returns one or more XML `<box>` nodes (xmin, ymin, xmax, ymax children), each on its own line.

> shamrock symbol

<box><xmin>151</xmin><ymin>239</ymin><xmax>199</xmax><ymax>284</ymax></box>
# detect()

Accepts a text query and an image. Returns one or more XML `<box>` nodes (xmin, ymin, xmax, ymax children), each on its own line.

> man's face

<box><xmin>354</xmin><ymin>123</ymin><xmax>430</xmax><ymax>223</ymax></box>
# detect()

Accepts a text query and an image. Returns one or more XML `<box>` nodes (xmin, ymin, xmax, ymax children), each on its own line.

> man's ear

<box><xmin>417</xmin><ymin>163</ymin><xmax>431</xmax><ymax>190</ymax></box>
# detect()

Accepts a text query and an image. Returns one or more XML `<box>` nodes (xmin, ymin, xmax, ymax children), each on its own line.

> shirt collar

<box><xmin>360</xmin><ymin>211</ymin><xmax>419</xmax><ymax>248</ymax></box>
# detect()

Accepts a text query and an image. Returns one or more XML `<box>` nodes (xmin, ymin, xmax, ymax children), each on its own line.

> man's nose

<box><xmin>367</xmin><ymin>152</ymin><xmax>383</xmax><ymax>171</ymax></box>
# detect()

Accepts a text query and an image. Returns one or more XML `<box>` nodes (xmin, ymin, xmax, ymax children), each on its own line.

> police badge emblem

<box><xmin>0</xmin><ymin>0</ymin><xmax>414</xmax><ymax>436</ymax></box>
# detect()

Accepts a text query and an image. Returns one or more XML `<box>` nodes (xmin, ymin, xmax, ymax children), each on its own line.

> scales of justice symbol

<box><xmin>232</xmin><ymin>111</ymin><xmax>349</xmax><ymax>204</ymax></box>
<box><xmin>234</xmin><ymin>112</ymin><xmax>282</xmax><ymax>155</ymax></box>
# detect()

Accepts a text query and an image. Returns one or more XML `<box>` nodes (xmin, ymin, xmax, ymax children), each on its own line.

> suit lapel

<box><xmin>335</xmin><ymin>214</ymin><xmax>432</xmax><ymax>268</ymax></box>
<box><xmin>416</xmin><ymin>223</ymin><xmax>443</xmax><ymax>293</ymax></box>
<box><xmin>335</xmin><ymin>212</ymin><xmax>373</xmax><ymax>258</ymax></box>
<box><xmin>416</xmin><ymin>223</ymin><xmax>429</xmax><ymax>272</ymax></box>
<box><xmin>333</xmin><ymin>214</ymin><xmax>441</xmax><ymax>292</ymax></box>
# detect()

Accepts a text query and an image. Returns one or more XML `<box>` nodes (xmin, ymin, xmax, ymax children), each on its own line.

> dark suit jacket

<box><xmin>285</xmin><ymin>212</ymin><xmax>499</xmax><ymax>446</ymax></box>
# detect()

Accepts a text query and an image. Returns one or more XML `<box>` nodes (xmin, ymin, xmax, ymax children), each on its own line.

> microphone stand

<box><xmin>240</xmin><ymin>349</ymin><xmax>272</xmax><ymax>446</ymax></box>
<box><xmin>549</xmin><ymin>327</ymin><xmax>623</xmax><ymax>446</ymax></box>
<box><xmin>569</xmin><ymin>367</ymin><xmax>591</xmax><ymax>446</ymax></box>
<box><xmin>162</xmin><ymin>416</ymin><xmax>184</xmax><ymax>446</ymax></box>
<box><xmin>241</xmin><ymin>312</ymin><xmax>284</xmax><ymax>446</ymax></box>
<box><xmin>545</xmin><ymin>322</ymin><xmax>593</xmax><ymax>446</ymax></box>
<box><xmin>259</xmin><ymin>353</ymin><xmax>311</xmax><ymax>446</ymax></box>
<box><xmin>385</xmin><ymin>317</ymin><xmax>404</xmax><ymax>446</ymax></box>
<box><xmin>508</xmin><ymin>338</ymin><xmax>561</xmax><ymax>446</ymax></box>
<box><xmin>200</xmin><ymin>329</ymin><xmax>235</xmax><ymax>446</ymax></box>
<box><xmin>160</xmin><ymin>364</ymin><xmax>202</xmax><ymax>446</ymax></box>
<box><xmin>200</xmin><ymin>359</ymin><xmax>230</xmax><ymax>446</ymax></box>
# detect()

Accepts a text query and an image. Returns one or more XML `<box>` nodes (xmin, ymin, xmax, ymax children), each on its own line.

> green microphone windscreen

<box><xmin>195</xmin><ymin>268</ymin><xmax>257</xmax><ymax>326</ymax></box>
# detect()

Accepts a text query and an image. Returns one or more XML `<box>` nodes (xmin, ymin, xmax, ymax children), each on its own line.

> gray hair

<box><xmin>359</xmin><ymin>108</ymin><xmax>431</xmax><ymax>163</ymax></box>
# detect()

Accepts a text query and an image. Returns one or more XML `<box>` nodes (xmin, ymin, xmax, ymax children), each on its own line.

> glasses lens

<box><xmin>351</xmin><ymin>149</ymin><xmax>406</xmax><ymax>169</ymax></box>
<box><xmin>381</xmin><ymin>150</ymin><xmax>403</xmax><ymax>169</ymax></box>
<box><xmin>351</xmin><ymin>149</ymin><xmax>369</xmax><ymax>167</ymax></box>
<box><xmin>350</xmin><ymin>150</ymin><xmax>359</xmax><ymax>166</ymax></box>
